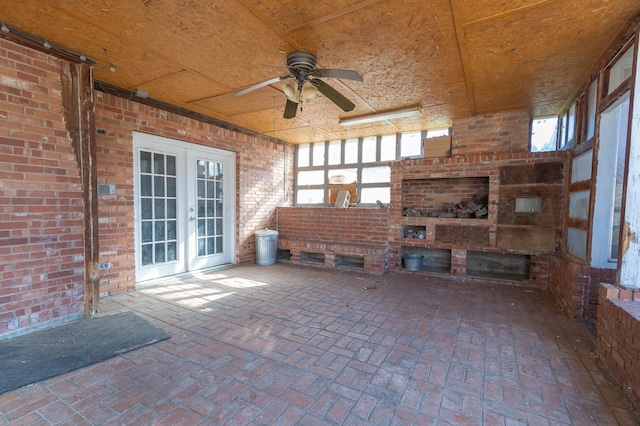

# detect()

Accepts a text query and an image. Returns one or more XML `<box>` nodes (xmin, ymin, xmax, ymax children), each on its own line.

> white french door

<box><xmin>133</xmin><ymin>132</ymin><xmax>236</xmax><ymax>282</ymax></box>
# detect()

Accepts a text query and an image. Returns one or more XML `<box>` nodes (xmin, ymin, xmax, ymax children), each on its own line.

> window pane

<box><xmin>298</xmin><ymin>144</ymin><xmax>310</xmax><ymax>167</ymax></box>
<box><xmin>362</xmin><ymin>166</ymin><xmax>390</xmax><ymax>183</ymax></box>
<box><xmin>139</xmin><ymin>151</ymin><xmax>151</xmax><ymax>173</ymax></box>
<box><xmin>328</xmin><ymin>169</ymin><xmax>357</xmax><ymax>184</ymax></box>
<box><xmin>140</xmin><ymin>175</ymin><xmax>152</xmax><ymax>196</ymax></box>
<box><xmin>153</xmin><ymin>153</ymin><xmax>164</xmax><ymax>174</ymax></box>
<box><xmin>587</xmin><ymin>80</ymin><xmax>597</xmax><ymax>140</ymax></box>
<box><xmin>531</xmin><ymin>117</ymin><xmax>558</xmax><ymax>152</ymax></box>
<box><xmin>608</xmin><ymin>45</ymin><xmax>634</xmax><ymax>95</ymax></box>
<box><xmin>426</xmin><ymin>128</ymin><xmax>449</xmax><ymax>138</ymax></box>
<box><xmin>344</xmin><ymin>139</ymin><xmax>358</xmax><ymax>164</ymax></box>
<box><xmin>362</xmin><ymin>136</ymin><xmax>377</xmax><ymax>163</ymax></box>
<box><xmin>328</xmin><ymin>140</ymin><xmax>341</xmax><ymax>165</ymax></box>
<box><xmin>297</xmin><ymin>189</ymin><xmax>324</xmax><ymax>204</ymax></box>
<box><xmin>297</xmin><ymin>170</ymin><xmax>324</xmax><ymax>186</ymax></box>
<box><xmin>571</xmin><ymin>150</ymin><xmax>592</xmax><ymax>183</ymax></box>
<box><xmin>166</xmin><ymin>155</ymin><xmax>176</xmax><ymax>176</ymax></box>
<box><xmin>400</xmin><ymin>131</ymin><xmax>421</xmax><ymax>158</ymax></box>
<box><xmin>611</xmin><ymin>98</ymin><xmax>629</xmax><ymax>259</ymax></box>
<box><xmin>312</xmin><ymin>142</ymin><xmax>325</xmax><ymax>166</ymax></box>
<box><xmin>569</xmin><ymin>191</ymin><xmax>590</xmax><ymax>220</ymax></box>
<box><xmin>567</xmin><ymin>227</ymin><xmax>587</xmax><ymax>260</ymax></box>
<box><xmin>565</xmin><ymin>103</ymin><xmax>575</xmax><ymax>148</ymax></box>
<box><xmin>380</xmin><ymin>134</ymin><xmax>397</xmax><ymax>161</ymax></box>
<box><xmin>361</xmin><ymin>187</ymin><xmax>390</xmax><ymax>204</ymax></box>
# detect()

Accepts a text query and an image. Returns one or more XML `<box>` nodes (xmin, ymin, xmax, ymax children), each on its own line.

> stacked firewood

<box><xmin>402</xmin><ymin>194</ymin><xmax>488</xmax><ymax>219</ymax></box>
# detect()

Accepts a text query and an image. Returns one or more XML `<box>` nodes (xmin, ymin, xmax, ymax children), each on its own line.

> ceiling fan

<box><xmin>234</xmin><ymin>51</ymin><xmax>363</xmax><ymax>119</ymax></box>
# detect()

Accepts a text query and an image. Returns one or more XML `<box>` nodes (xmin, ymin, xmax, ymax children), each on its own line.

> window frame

<box><xmin>294</xmin><ymin>129</ymin><xmax>450</xmax><ymax>206</ymax></box>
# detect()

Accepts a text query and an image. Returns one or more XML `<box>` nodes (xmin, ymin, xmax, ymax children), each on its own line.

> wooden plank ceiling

<box><xmin>1</xmin><ymin>0</ymin><xmax>638</xmax><ymax>144</ymax></box>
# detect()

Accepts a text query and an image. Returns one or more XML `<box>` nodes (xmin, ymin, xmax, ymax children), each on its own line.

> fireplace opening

<box><xmin>402</xmin><ymin>176</ymin><xmax>489</xmax><ymax>219</ymax></box>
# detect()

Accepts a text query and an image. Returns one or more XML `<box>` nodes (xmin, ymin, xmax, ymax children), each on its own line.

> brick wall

<box><xmin>276</xmin><ymin>207</ymin><xmax>389</xmax><ymax>273</ymax></box>
<box><xmin>597</xmin><ymin>284</ymin><xmax>640</xmax><ymax>412</ymax></box>
<box><xmin>549</xmin><ymin>256</ymin><xmax>616</xmax><ymax>319</ymax></box>
<box><xmin>452</xmin><ymin>110</ymin><xmax>530</xmax><ymax>155</ymax></box>
<box><xmin>277</xmin><ymin>207</ymin><xmax>389</xmax><ymax>246</ymax></box>
<box><xmin>95</xmin><ymin>92</ymin><xmax>295</xmax><ymax>295</ymax></box>
<box><xmin>388</xmin><ymin>110</ymin><xmax>564</xmax><ymax>280</ymax></box>
<box><xmin>0</xmin><ymin>39</ymin><xmax>85</xmax><ymax>337</ymax></box>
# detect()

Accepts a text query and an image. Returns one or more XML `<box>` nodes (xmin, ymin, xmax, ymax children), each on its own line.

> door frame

<box><xmin>132</xmin><ymin>132</ymin><xmax>236</xmax><ymax>282</ymax></box>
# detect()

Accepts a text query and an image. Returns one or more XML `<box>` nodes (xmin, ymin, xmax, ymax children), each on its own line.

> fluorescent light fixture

<box><xmin>339</xmin><ymin>107</ymin><xmax>421</xmax><ymax>126</ymax></box>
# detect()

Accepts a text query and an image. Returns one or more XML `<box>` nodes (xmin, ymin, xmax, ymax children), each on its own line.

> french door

<box><xmin>133</xmin><ymin>132</ymin><xmax>236</xmax><ymax>281</ymax></box>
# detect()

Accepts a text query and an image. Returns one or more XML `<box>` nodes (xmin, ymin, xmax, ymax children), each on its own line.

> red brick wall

<box><xmin>276</xmin><ymin>207</ymin><xmax>389</xmax><ymax>246</ymax></box>
<box><xmin>276</xmin><ymin>207</ymin><xmax>389</xmax><ymax>273</ymax></box>
<box><xmin>549</xmin><ymin>256</ymin><xmax>616</xmax><ymax>319</ymax></box>
<box><xmin>452</xmin><ymin>110</ymin><xmax>530</xmax><ymax>155</ymax></box>
<box><xmin>95</xmin><ymin>92</ymin><xmax>295</xmax><ymax>295</ymax></box>
<box><xmin>597</xmin><ymin>284</ymin><xmax>640</xmax><ymax>412</ymax></box>
<box><xmin>0</xmin><ymin>39</ymin><xmax>85</xmax><ymax>337</ymax></box>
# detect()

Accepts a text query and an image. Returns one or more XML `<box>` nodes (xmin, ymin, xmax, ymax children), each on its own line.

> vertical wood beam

<box><xmin>61</xmin><ymin>61</ymin><xmax>99</xmax><ymax>316</ymax></box>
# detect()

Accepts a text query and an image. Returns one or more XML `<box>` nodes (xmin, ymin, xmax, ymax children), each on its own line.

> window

<box><xmin>400</xmin><ymin>131</ymin><xmax>422</xmax><ymax>158</ymax></box>
<box><xmin>530</xmin><ymin>117</ymin><xmax>558</xmax><ymax>152</ymax></box>
<box><xmin>592</xmin><ymin>92</ymin><xmax>629</xmax><ymax>266</ymax></box>
<box><xmin>295</xmin><ymin>130</ymin><xmax>448</xmax><ymax>205</ymax></box>
<box><xmin>605</xmin><ymin>43</ymin><xmax>635</xmax><ymax>96</ymax></box>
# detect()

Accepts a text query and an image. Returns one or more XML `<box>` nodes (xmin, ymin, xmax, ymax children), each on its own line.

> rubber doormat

<box><xmin>0</xmin><ymin>311</ymin><xmax>170</xmax><ymax>394</ymax></box>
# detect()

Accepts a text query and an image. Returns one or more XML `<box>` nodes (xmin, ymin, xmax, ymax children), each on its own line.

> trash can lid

<box><xmin>256</xmin><ymin>228</ymin><xmax>279</xmax><ymax>237</ymax></box>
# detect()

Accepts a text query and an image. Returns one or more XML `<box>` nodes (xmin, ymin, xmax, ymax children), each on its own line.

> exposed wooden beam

<box><xmin>61</xmin><ymin>61</ymin><xmax>100</xmax><ymax>317</ymax></box>
<box><xmin>449</xmin><ymin>0</ymin><xmax>476</xmax><ymax>115</ymax></box>
<box><xmin>94</xmin><ymin>81</ymin><xmax>289</xmax><ymax>146</ymax></box>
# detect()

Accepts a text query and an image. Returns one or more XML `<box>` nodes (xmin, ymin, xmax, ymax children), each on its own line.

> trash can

<box><xmin>255</xmin><ymin>229</ymin><xmax>279</xmax><ymax>265</ymax></box>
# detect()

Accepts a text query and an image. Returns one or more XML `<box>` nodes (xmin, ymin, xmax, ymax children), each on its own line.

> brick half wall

<box><xmin>276</xmin><ymin>207</ymin><xmax>389</xmax><ymax>274</ymax></box>
<box><xmin>597</xmin><ymin>284</ymin><xmax>640</xmax><ymax>412</ymax></box>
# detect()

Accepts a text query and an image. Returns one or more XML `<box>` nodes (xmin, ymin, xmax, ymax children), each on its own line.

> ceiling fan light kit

<box><xmin>339</xmin><ymin>107</ymin><xmax>422</xmax><ymax>126</ymax></box>
<box><xmin>235</xmin><ymin>51</ymin><xmax>362</xmax><ymax>119</ymax></box>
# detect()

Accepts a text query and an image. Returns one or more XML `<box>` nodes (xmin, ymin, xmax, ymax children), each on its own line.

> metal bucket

<box><xmin>403</xmin><ymin>254</ymin><xmax>424</xmax><ymax>271</ymax></box>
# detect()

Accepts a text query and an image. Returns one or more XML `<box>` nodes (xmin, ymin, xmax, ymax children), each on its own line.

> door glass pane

<box><xmin>140</xmin><ymin>175</ymin><xmax>152</xmax><ymax>196</ymax></box>
<box><xmin>140</xmin><ymin>151</ymin><xmax>151</xmax><ymax>173</ymax></box>
<box><xmin>141</xmin><ymin>222</ymin><xmax>152</xmax><ymax>243</ymax></box>
<box><xmin>196</xmin><ymin>159</ymin><xmax>224</xmax><ymax>256</ymax></box>
<box><xmin>167</xmin><ymin>242</ymin><xmax>177</xmax><ymax>262</ymax></box>
<box><xmin>167</xmin><ymin>177</ymin><xmax>176</xmax><ymax>197</ymax></box>
<box><xmin>139</xmin><ymin>150</ymin><xmax>178</xmax><ymax>266</ymax></box>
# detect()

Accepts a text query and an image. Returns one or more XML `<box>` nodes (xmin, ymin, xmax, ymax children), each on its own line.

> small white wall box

<box><xmin>335</xmin><ymin>190</ymin><xmax>350</xmax><ymax>208</ymax></box>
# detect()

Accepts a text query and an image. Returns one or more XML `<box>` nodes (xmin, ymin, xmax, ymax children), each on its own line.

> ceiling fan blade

<box><xmin>234</xmin><ymin>76</ymin><xmax>289</xmax><ymax>97</ymax></box>
<box><xmin>317</xmin><ymin>69</ymin><xmax>363</xmax><ymax>81</ymax></box>
<box><xmin>283</xmin><ymin>98</ymin><xmax>298</xmax><ymax>119</ymax></box>
<box><xmin>314</xmin><ymin>79</ymin><xmax>355</xmax><ymax>112</ymax></box>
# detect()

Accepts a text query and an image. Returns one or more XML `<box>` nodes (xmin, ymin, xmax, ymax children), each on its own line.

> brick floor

<box><xmin>1</xmin><ymin>264</ymin><xmax>639</xmax><ymax>425</ymax></box>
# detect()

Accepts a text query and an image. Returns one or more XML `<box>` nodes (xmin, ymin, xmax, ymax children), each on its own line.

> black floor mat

<box><xmin>0</xmin><ymin>312</ymin><xmax>170</xmax><ymax>394</ymax></box>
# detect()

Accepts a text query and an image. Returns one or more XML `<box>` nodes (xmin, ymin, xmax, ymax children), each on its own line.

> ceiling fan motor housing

<box><xmin>286</xmin><ymin>52</ymin><xmax>317</xmax><ymax>71</ymax></box>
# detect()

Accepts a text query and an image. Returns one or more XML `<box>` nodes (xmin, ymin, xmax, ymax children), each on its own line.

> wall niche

<box><xmin>402</xmin><ymin>176</ymin><xmax>489</xmax><ymax>219</ymax></box>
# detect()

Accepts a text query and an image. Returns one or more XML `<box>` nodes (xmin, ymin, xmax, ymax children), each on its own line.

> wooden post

<box><xmin>61</xmin><ymin>61</ymin><xmax>100</xmax><ymax>316</ymax></box>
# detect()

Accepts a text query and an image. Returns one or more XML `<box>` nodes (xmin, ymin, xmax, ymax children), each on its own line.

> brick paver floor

<box><xmin>1</xmin><ymin>264</ymin><xmax>638</xmax><ymax>425</ymax></box>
